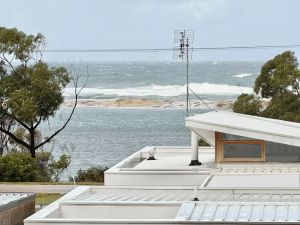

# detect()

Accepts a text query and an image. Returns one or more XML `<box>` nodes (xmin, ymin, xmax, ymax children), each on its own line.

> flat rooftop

<box><xmin>132</xmin><ymin>148</ymin><xmax>215</xmax><ymax>170</ymax></box>
<box><xmin>104</xmin><ymin>146</ymin><xmax>215</xmax><ymax>186</ymax></box>
<box><xmin>112</xmin><ymin>146</ymin><xmax>215</xmax><ymax>170</ymax></box>
<box><xmin>25</xmin><ymin>146</ymin><xmax>300</xmax><ymax>225</ymax></box>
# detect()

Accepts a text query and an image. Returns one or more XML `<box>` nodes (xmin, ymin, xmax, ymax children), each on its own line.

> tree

<box><xmin>261</xmin><ymin>93</ymin><xmax>300</xmax><ymax>122</ymax></box>
<box><xmin>0</xmin><ymin>27</ymin><xmax>83</xmax><ymax>157</ymax></box>
<box><xmin>254</xmin><ymin>51</ymin><xmax>300</xmax><ymax>98</ymax></box>
<box><xmin>233</xmin><ymin>51</ymin><xmax>300</xmax><ymax>122</ymax></box>
<box><xmin>232</xmin><ymin>94</ymin><xmax>262</xmax><ymax>116</ymax></box>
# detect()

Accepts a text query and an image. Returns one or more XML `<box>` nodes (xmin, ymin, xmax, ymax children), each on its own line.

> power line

<box><xmin>44</xmin><ymin>44</ymin><xmax>300</xmax><ymax>53</ymax></box>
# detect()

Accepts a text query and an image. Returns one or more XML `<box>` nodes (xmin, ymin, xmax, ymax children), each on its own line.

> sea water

<box><xmin>43</xmin><ymin>107</ymin><xmax>209</xmax><ymax>177</ymax></box>
<box><xmin>42</xmin><ymin>61</ymin><xmax>262</xmax><ymax>177</ymax></box>
<box><xmin>61</xmin><ymin>61</ymin><xmax>261</xmax><ymax>100</ymax></box>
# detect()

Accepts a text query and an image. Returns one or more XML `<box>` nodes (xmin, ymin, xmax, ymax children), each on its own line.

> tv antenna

<box><xmin>173</xmin><ymin>30</ymin><xmax>194</xmax><ymax>116</ymax></box>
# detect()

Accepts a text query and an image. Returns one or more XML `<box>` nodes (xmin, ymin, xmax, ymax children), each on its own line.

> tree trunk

<box><xmin>29</xmin><ymin>129</ymin><xmax>35</xmax><ymax>158</ymax></box>
<box><xmin>29</xmin><ymin>148</ymin><xmax>35</xmax><ymax>158</ymax></box>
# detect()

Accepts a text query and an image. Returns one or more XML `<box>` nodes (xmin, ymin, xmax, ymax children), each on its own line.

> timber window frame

<box><xmin>215</xmin><ymin>132</ymin><xmax>266</xmax><ymax>162</ymax></box>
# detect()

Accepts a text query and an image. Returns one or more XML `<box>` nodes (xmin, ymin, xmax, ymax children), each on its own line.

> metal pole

<box><xmin>189</xmin><ymin>130</ymin><xmax>201</xmax><ymax>166</ymax></box>
<box><xmin>173</xmin><ymin>30</ymin><xmax>194</xmax><ymax>117</ymax></box>
<box><xmin>186</xmin><ymin>37</ymin><xmax>189</xmax><ymax>117</ymax></box>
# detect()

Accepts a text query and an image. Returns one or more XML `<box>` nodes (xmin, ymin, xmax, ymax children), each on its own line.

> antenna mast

<box><xmin>173</xmin><ymin>30</ymin><xmax>194</xmax><ymax>116</ymax></box>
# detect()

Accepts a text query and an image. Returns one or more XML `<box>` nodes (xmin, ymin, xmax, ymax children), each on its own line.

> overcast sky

<box><xmin>1</xmin><ymin>0</ymin><xmax>300</xmax><ymax>61</ymax></box>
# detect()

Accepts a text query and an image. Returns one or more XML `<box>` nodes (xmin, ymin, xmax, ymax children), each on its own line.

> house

<box><xmin>25</xmin><ymin>111</ymin><xmax>300</xmax><ymax>224</ymax></box>
<box><xmin>186</xmin><ymin>110</ymin><xmax>300</xmax><ymax>163</ymax></box>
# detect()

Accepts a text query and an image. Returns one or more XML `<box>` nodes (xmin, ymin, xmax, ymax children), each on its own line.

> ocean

<box><xmin>43</xmin><ymin>61</ymin><xmax>262</xmax><ymax>178</ymax></box>
<box><xmin>62</xmin><ymin>61</ymin><xmax>260</xmax><ymax>100</ymax></box>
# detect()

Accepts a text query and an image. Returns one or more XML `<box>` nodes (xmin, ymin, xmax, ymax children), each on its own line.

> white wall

<box><xmin>105</xmin><ymin>172</ymin><xmax>210</xmax><ymax>186</ymax></box>
<box><xmin>59</xmin><ymin>204</ymin><xmax>179</xmax><ymax>219</ymax></box>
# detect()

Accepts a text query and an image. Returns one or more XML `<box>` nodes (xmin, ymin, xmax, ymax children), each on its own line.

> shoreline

<box><xmin>63</xmin><ymin>98</ymin><xmax>235</xmax><ymax>110</ymax></box>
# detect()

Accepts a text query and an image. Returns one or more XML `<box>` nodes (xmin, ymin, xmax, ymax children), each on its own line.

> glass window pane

<box><xmin>224</xmin><ymin>143</ymin><xmax>262</xmax><ymax>158</ymax></box>
<box><xmin>266</xmin><ymin>142</ymin><xmax>300</xmax><ymax>162</ymax></box>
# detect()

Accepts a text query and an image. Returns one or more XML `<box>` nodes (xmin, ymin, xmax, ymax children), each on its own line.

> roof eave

<box><xmin>186</xmin><ymin>118</ymin><xmax>300</xmax><ymax>147</ymax></box>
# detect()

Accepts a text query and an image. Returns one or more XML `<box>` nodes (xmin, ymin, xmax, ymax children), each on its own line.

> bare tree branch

<box><xmin>0</xmin><ymin>117</ymin><xmax>15</xmax><ymax>154</ymax></box>
<box><xmin>32</xmin><ymin>36</ymin><xmax>46</xmax><ymax>63</ymax></box>
<box><xmin>35</xmin><ymin>90</ymin><xmax>78</xmax><ymax>150</ymax></box>
<box><xmin>0</xmin><ymin>126</ymin><xmax>30</xmax><ymax>149</ymax></box>
<box><xmin>33</xmin><ymin>115</ymin><xmax>42</xmax><ymax>130</ymax></box>
<box><xmin>0</xmin><ymin>53</ymin><xmax>24</xmax><ymax>79</ymax></box>
<box><xmin>2</xmin><ymin>110</ymin><xmax>31</xmax><ymax>131</ymax></box>
<box><xmin>34</xmin><ymin>65</ymin><xmax>88</xmax><ymax>150</ymax></box>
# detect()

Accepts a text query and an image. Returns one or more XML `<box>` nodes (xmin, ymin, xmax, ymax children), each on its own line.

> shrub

<box><xmin>0</xmin><ymin>152</ymin><xmax>40</xmax><ymax>182</ymax></box>
<box><xmin>36</xmin><ymin>151</ymin><xmax>71</xmax><ymax>182</ymax></box>
<box><xmin>0</xmin><ymin>151</ymin><xmax>71</xmax><ymax>182</ymax></box>
<box><xmin>71</xmin><ymin>166</ymin><xmax>108</xmax><ymax>183</ymax></box>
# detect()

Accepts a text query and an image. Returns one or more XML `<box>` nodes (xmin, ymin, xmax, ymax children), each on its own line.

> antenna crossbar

<box><xmin>173</xmin><ymin>30</ymin><xmax>194</xmax><ymax>116</ymax></box>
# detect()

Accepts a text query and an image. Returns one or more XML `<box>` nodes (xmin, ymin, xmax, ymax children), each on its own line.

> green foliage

<box><xmin>254</xmin><ymin>51</ymin><xmax>300</xmax><ymax>98</ymax></box>
<box><xmin>261</xmin><ymin>93</ymin><xmax>300</xmax><ymax>122</ymax></box>
<box><xmin>71</xmin><ymin>166</ymin><xmax>108</xmax><ymax>183</ymax></box>
<box><xmin>0</xmin><ymin>152</ymin><xmax>40</xmax><ymax>182</ymax></box>
<box><xmin>233</xmin><ymin>94</ymin><xmax>262</xmax><ymax>116</ymax></box>
<box><xmin>1</xmin><ymin>62</ymin><xmax>70</xmax><ymax>124</ymax></box>
<box><xmin>0</xmin><ymin>151</ymin><xmax>70</xmax><ymax>182</ymax></box>
<box><xmin>48</xmin><ymin>153</ymin><xmax>71</xmax><ymax>182</ymax></box>
<box><xmin>234</xmin><ymin>51</ymin><xmax>300</xmax><ymax>123</ymax></box>
<box><xmin>0</xmin><ymin>27</ymin><xmax>73</xmax><ymax>158</ymax></box>
<box><xmin>0</xmin><ymin>27</ymin><xmax>70</xmax><ymax>123</ymax></box>
<box><xmin>0</xmin><ymin>27</ymin><xmax>44</xmax><ymax>62</ymax></box>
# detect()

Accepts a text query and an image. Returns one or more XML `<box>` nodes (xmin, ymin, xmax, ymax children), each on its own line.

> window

<box><xmin>216</xmin><ymin>132</ymin><xmax>265</xmax><ymax>162</ymax></box>
<box><xmin>216</xmin><ymin>132</ymin><xmax>300</xmax><ymax>163</ymax></box>
<box><xmin>223</xmin><ymin>143</ymin><xmax>264</xmax><ymax>159</ymax></box>
<box><xmin>266</xmin><ymin>142</ymin><xmax>300</xmax><ymax>162</ymax></box>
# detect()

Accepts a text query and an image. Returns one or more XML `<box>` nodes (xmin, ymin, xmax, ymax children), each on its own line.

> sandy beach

<box><xmin>63</xmin><ymin>98</ymin><xmax>235</xmax><ymax>110</ymax></box>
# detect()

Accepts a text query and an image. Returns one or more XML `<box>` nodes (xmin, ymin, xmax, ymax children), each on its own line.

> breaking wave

<box><xmin>64</xmin><ymin>83</ymin><xmax>253</xmax><ymax>98</ymax></box>
<box><xmin>232</xmin><ymin>73</ymin><xmax>256</xmax><ymax>78</ymax></box>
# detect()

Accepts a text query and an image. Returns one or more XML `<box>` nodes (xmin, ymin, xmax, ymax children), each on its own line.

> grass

<box><xmin>35</xmin><ymin>193</ymin><xmax>64</xmax><ymax>205</ymax></box>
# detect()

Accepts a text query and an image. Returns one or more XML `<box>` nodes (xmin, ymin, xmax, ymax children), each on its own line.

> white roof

<box><xmin>26</xmin><ymin>186</ymin><xmax>300</xmax><ymax>224</ymax></box>
<box><xmin>186</xmin><ymin>110</ymin><xmax>300</xmax><ymax>147</ymax></box>
<box><xmin>70</xmin><ymin>188</ymin><xmax>194</xmax><ymax>202</ymax></box>
<box><xmin>176</xmin><ymin>201</ymin><xmax>300</xmax><ymax>223</ymax></box>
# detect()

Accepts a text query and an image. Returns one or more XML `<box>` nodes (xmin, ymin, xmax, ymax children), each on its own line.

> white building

<box><xmin>25</xmin><ymin>111</ymin><xmax>300</xmax><ymax>224</ymax></box>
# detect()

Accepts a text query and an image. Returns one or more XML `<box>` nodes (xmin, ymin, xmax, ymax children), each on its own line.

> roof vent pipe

<box><xmin>193</xmin><ymin>185</ymin><xmax>199</xmax><ymax>201</ymax></box>
<box><xmin>147</xmin><ymin>148</ymin><xmax>156</xmax><ymax>160</ymax></box>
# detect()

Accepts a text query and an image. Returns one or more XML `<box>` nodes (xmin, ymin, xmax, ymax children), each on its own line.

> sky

<box><xmin>1</xmin><ymin>0</ymin><xmax>300</xmax><ymax>61</ymax></box>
